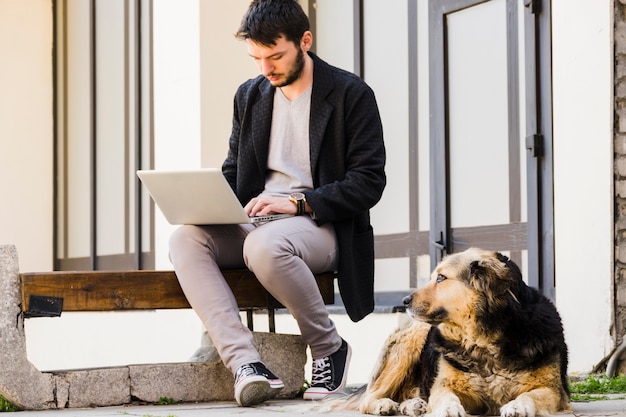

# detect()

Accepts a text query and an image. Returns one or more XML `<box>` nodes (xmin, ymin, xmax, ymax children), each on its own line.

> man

<box><xmin>169</xmin><ymin>0</ymin><xmax>385</xmax><ymax>407</ymax></box>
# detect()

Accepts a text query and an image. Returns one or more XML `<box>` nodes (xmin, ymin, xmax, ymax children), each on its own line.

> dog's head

<box><xmin>403</xmin><ymin>247</ymin><xmax>522</xmax><ymax>327</ymax></box>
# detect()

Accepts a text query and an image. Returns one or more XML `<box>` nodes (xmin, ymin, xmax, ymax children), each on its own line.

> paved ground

<box><xmin>9</xmin><ymin>397</ymin><xmax>626</xmax><ymax>417</ymax></box>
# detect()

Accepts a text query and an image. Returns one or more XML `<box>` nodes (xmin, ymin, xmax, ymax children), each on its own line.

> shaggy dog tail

<box><xmin>315</xmin><ymin>384</ymin><xmax>368</xmax><ymax>412</ymax></box>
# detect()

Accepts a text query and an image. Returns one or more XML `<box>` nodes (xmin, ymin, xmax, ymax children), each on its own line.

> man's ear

<box><xmin>300</xmin><ymin>30</ymin><xmax>313</xmax><ymax>52</ymax></box>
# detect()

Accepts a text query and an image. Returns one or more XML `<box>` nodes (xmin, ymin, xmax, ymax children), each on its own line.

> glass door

<box><xmin>429</xmin><ymin>0</ymin><xmax>537</xmax><ymax>284</ymax></box>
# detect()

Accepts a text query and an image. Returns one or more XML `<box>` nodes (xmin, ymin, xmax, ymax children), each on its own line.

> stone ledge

<box><xmin>46</xmin><ymin>331</ymin><xmax>305</xmax><ymax>409</ymax></box>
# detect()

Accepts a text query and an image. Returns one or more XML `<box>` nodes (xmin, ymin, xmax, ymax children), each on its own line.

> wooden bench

<box><xmin>20</xmin><ymin>269</ymin><xmax>336</xmax><ymax>333</ymax></box>
<box><xmin>2</xmin><ymin>245</ymin><xmax>336</xmax><ymax>409</ymax></box>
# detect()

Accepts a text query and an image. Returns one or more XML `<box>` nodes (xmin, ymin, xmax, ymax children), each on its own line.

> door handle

<box><xmin>432</xmin><ymin>240</ymin><xmax>445</xmax><ymax>250</ymax></box>
<box><xmin>432</xmin><ymin>232</ymin><xmax>447</xmax><ymax>259</ymax></box>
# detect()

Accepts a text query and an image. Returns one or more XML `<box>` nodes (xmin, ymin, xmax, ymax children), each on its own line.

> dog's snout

<box><xmin>402</xmin><ymin>295</ymin><xmax>412</xmax><ymax>306</ymax></box>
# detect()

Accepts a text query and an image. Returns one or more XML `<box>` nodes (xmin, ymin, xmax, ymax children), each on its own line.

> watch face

<box><xmin>290</xmin><ymin>192</ymin><xmax>305</xmax><ymax>200</ymax></box>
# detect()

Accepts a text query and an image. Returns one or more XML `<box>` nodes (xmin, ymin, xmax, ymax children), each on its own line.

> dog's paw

<box><xmin>500</xmin><ymin>398</ymin><xmax>536</xmax><ymax>417</ymax></box>
<box><xmin>362</xmin><ymin>398</ymin><xmax>399</xmax><ymax>415</ymax></box>
<box><xmin>398</xmin><ymin>398</ymin><xmax>427</xmax><ymax>416</ymax></box>
<box><xmin>429</xmin><ymin>402</ymin><xmax>466</xmax><ymax>417</ymax></box>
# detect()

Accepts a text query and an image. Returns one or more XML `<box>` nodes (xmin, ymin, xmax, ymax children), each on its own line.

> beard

<box><xmin>272</xmin><ymin>47</ymin><xmax>305</xmax><ymax>88</ymax></box>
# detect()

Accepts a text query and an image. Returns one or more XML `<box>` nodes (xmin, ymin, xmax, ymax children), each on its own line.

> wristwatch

<box><xmin>289</xmin><ymin>192</ymin><xmax>306</xmax><ymax>216</ymax></box>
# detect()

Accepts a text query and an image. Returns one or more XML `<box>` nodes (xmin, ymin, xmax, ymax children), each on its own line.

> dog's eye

<box><xmin>436</xmin><ymin>274</ymin><xmax>447</xmax><ymax>284</ymax></box>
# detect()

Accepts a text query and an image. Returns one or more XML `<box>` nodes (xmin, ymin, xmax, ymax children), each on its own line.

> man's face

<box><xmin>246</xmin><ymin>35</ymin><xmax>305</xmax><ymax>88</ymax></box>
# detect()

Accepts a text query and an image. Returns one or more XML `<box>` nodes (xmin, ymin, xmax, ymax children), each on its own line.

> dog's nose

<box><xmin>402</xmin><ymin>295</ymin><xmax>412</xmax><ymax>306</ymax></box>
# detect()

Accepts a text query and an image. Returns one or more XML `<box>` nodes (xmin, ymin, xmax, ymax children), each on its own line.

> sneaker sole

<box><xmin>303</xmin><ymin>389</ymin><xmax>331</xmax><ymax>401</ymax></box>
<box><xmin>235</xmin><ymin>377</ymin><xmax>284</xmax><ymax>407</ymax></box>
<box><xmin>268</xmin><ymin>380</ymin><xmax>285</xmax><ymax>390</ymax></box>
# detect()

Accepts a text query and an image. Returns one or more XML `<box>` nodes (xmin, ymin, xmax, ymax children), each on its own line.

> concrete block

<box><xmin>617</xmin><ymin>180</ymin><xmax>626</xmax><ymax>199</ymax></box>
<box><xmin>130</xmin><ymin>362</ymin><xmax>233</xmax><ymax>403</ymax></box>
<box><xmin>52</xmin><ymin>375</ymin><xmax>69</xmax><ymax>409</ymax></box>
<box><xmin>59</xmin><ymin>368</ymin><xmax>131</xmax><ymax>408</ymax></box>
<box><xmin>618</xmin><ymin>156</ymin><xmax>626</xmax><ymax>178</ymax></box>
<box><xmin>253</xmin><ymin>332</ymin><xmax>306</xmax><ymax>397</ymax></box>
<box><xmin>618</xmin><ymin>106</ymin><xmax>626</xmax><ymax>134</ymax></box>
<box><xmin>188</xmin><ymin>331</ymin><xmax>220</xmax><ymax>362</ymax></box>
<box><xmin>616</xmin><ymin>134</ymin><xmax>626</xmax><ymax>155</ymax></box>
<box><xmin>618</xmin><ymin>55</ymin><xmax>626</xmax><ymax>80</ymax></box>
<box><xmin>0</xmin><ymin>245</ymin><xmax>56</xmax><ymax>410</ymax></box>
<box><xmin>132</xmin><ymin>332</ymin><xmax>306</xmax><ymax>403</ymax></box>
<box><xmin>617</xmin><ymin>20</ymin><xmax>626</xmax><ymax>55</ymax></box>
<box><xmin>617</xmin><ymin>246</ymin><xmax>626</xmax><ymax>263</ymax></box>
<box><xmin>618</xmin><ymin>81</ymin><xmax>626</xmax><ymax>101</ymax></box>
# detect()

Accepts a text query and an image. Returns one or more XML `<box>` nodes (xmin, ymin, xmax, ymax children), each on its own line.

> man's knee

<box><xmin>169</xmin><ymin>225</ymin><xmax>208</xmax><ymax>260</ymax></box>
<box><xmin>243</xmin><ymin>231</ymin><xmax>290</xmax><ymax>274</ymax></box>
<box><xmin>170</xmin><ymin>225</ymin><xmax>196</xmax><ymax>247</ymax></box>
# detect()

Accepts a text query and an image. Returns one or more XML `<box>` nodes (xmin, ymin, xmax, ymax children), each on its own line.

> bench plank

<box><xmin>20</xmin><ymin>270</ymin><xmax>335</xmax><ymax>315</ymax></box>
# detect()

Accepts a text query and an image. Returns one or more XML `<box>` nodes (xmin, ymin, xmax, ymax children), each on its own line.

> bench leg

<box><xmin>246</xmin><ymin>309</ymin><xmax>275</xmax><ymax>333</ymax></box>
<box><xmin>246</xmin><ymin>310</ymin><xmax>254</xmax><ymax>331</ymax></box>
<box><xmin>268</xmin><ymin>309</ymin><xmax>276</xmax><ymax>333</ymax></box>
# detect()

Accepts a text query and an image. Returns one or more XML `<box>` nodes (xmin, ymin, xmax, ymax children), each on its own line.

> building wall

<box><xmin>613</xmin><ymin>0</ymin><xmax>626</xmax><ymax>370</ymax></box>
<box><xmin>199</xmin><ymin>0</ymin><xmax>255</xmax><ymax>169</ymax></box>
<box><xmin>552</xmin><ymin>0</ymin><xmax>614</xmax><ymax>372</ymax></box>
<box><xmin>0</xmin><ymin>0</ymin><xmax>621</xmax><ymax>379</ymax></box>
<box><xmin>152</xmin><ymin>0</ymin><xmax>202</xmax><ymax>268</ymax></box>
<box><xmin>0</xmin><ymin>0</ymin><xmax>54</xmax><ymax>272</ymax></box>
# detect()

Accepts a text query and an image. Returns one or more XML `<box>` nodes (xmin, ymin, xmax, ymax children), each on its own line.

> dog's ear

<box><xmin>469</xmin><ymin>260</ymin><xmax>485</xmax><ymax>276</ymax></box>
<box><xmin>469</xmin><ymin>253</ymin><xmax>515</xmax><ymax>297</ymax></box>
<box><xmin>495</xmin><ymin>252</ymin><xmax>523</xmax><ymax>281</ymax></box>
<box><xmin>495</xmin><ymin>252</ymin><xmax>509</xmax><ymax>264</ymax></box>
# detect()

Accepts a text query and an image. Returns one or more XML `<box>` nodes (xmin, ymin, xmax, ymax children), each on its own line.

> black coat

<box><xmin>222</xmin><ymin>53</ymin><xmax>386</xmax><ymax>322</ymax></box>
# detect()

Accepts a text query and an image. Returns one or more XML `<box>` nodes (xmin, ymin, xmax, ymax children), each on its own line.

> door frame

<box><xmin>428</xmin><ymin>0</ymin><xmax>554</xmax><ymax>297</ymax></box>
<box><xmin>523</xmin><ymin>0</ymin><xmax>554</xmax><ymax>298</ymax></box>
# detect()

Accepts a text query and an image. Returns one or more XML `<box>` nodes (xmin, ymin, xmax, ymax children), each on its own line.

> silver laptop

<box><xmin>137</xmin><ymin>168</ymin><xmax>293</xmax><ymax>225</ymax></box>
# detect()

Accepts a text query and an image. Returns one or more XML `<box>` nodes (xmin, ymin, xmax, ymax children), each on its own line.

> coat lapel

<box><xmin>250</xmin><ymin>80</ymin><xmax>275</xmax><ymax>174</ymax></box>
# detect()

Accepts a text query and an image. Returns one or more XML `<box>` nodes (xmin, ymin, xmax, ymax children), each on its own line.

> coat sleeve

<box><xmin>305</xmin><ymin>78</ymin><xmax>386</xmax><ymax>223</ymax></box>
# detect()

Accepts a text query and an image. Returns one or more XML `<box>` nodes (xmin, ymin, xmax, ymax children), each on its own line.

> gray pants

<box><xmin>169</xmin><ymin>215</ymin><xmax>342</xmax><ymax>374</ymax></box>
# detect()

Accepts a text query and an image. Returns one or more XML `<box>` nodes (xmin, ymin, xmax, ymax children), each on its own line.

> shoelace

<box><xmin>311</xmin><ymin>357</ymin><xmax>332</xmax><ymax>384</ymax></box>
<box><xmin>235</xmin><ymin>363</ymin><xmax>256</xmax><ymax>381</ymax></box>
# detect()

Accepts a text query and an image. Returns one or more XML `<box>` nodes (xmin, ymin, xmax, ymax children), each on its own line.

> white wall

<box><xmin>199</xmin><ymin>0</ymin><xmax>256</xmax><ymax>169</ymax></box>
<box><xmin>552</xmin><ymin>0</ymin><xmax>614</xmax><ymax>372</ymax></box>
<box><xmin>315</xmin><ymin>0</ymin><xmax>355</xmax><ymax>73</ymax></box>
<box><xmin>0</xmin><ymin>0</ymin><xmax>54</xmax><ymax>272</ymax></box>
<box><xmin>152</xmin><ymin>0</ymin><xmax>202</xmax><ymax>269</ymax></box>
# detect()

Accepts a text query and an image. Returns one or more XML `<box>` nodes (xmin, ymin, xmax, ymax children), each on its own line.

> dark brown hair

<box><xmin>235</xmin><ymin>0</ymin><xmax>310</xmax><ymax>46</ymax></box>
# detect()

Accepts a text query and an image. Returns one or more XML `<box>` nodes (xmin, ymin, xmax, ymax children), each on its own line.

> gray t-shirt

<box><xmin>262</xmin><ymin>86</ymin><xmax>313</xmax><ymax>197</ymax></box>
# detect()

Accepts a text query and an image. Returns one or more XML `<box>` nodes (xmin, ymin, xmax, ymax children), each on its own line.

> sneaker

<box><xmin>303</xmin><ymin>339</ymin><xmax>352</xmax><ymax>400</ymax></box>
<box><xmin>234</xmin><ymin>362</ymin><xmax>284</xmax><ymax>407</ymax></box>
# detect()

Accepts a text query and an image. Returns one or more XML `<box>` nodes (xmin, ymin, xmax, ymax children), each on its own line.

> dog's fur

<box><xmin>338</xmin><ymin>248</ymin><xmax>571</xmax><ymax>417</ymax></box>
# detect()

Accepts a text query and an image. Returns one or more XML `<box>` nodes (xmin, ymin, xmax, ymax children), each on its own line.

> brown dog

<box><xmin>352</xmin><ymin>248</ymin><xmax>571</xmax><ymax>417</ymax></box>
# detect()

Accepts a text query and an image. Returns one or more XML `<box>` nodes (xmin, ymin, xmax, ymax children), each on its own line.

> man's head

<box><xmin>235</xmin><ymin>0</ymin><xmax>310</xmax><ymax>47</ymax></box>
<box><xmin>237</xmin><ymin>0</ymin><xmax>313</xmax><ymax>88</ymax></box>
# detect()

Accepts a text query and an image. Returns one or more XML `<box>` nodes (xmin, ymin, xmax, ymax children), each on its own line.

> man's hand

<box><xmin>244</xmin><ymin>196</ymin><xmax>297</xmax><ymax>217</ymax></box>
